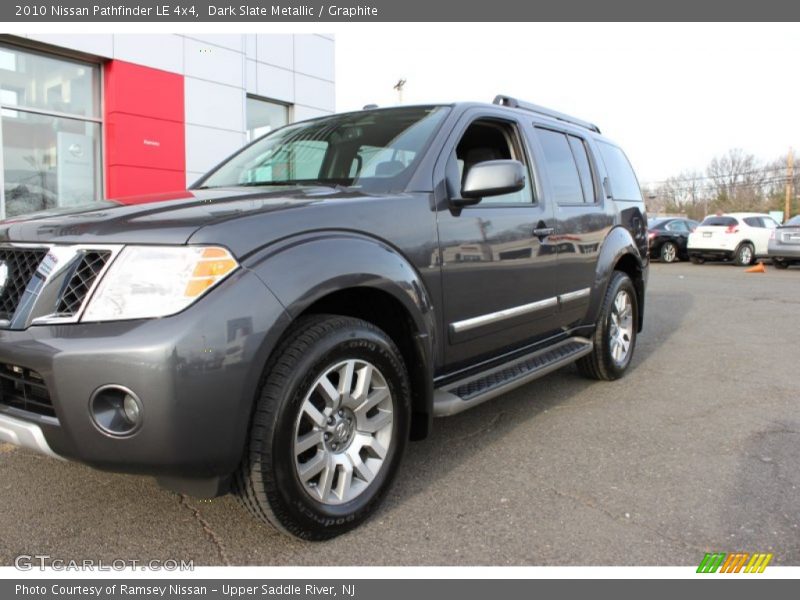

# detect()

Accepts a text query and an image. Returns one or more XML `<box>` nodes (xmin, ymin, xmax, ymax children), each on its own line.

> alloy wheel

<box><xmin>293</xmin><ymin>359</ymin><xmax>394</xmax><ymax>505</ymax></box>
<box><xmin>609</xmin><ymin>290</ymin><xmax>634</xmax><ymax>366</ymax></box>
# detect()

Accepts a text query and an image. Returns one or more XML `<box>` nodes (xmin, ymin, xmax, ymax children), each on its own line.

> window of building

<box><xmin>246</xmin><ymin>96</ymin><xmax>290</xmax><ymax>142</ymax></box>
<box><xmin>0</xmin><ymin>45</ymin><xmax>101</xmax><ymax>219</ymax></box>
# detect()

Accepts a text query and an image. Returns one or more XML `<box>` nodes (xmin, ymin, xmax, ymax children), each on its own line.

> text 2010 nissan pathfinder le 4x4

<box><xmin>0</xmin><ymin>96</ymin><xmax>648</xmax><ymax>540</ymax></box>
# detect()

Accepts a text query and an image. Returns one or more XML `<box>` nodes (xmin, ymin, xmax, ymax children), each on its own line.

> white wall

<box><xmin>18</xmin><ymin>33</ymin><xmax>336</xmax><ymax>187</ymax></box>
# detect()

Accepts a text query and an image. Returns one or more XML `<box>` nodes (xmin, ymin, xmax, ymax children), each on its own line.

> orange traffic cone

<box><xmin>745</xmin><ymin>262</ymin><xmax>766</xmax><ymax>273</ymax></box>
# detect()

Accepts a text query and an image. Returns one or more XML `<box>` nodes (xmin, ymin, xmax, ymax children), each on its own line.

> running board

<box><xmin>433</xmin><ymin>337</ymin><xmax>593</xmax><ymax>417</ymax></box>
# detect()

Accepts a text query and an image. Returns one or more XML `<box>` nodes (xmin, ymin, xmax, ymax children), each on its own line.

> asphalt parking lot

<box><xmin>1</xmin><ymin>261</ymin><xmax>798</xmax><ymax>566</ymax></box>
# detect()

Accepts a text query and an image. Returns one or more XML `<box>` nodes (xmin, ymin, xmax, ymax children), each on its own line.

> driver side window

<box><xmin>450</xmin><ymin>119</ymin><xmax>534</xmax><ymax>205</ymax></box>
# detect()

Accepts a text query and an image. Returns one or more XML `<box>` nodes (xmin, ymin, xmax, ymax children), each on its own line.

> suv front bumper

<box><xmin>0</xmin><ymin>268</ymin><xmax>290</xmax><ymax>495</ymax></box>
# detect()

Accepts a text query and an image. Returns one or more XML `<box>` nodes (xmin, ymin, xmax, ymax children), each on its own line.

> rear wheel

<box><xmin>734</xmin><ymin>243</ymin><xmax>755</xmax><ymax>266</ymax></box>
<box><xmin>660</xmin><ymin>241</ymin><xmax>678</xmax><ymax>263</ymax></box>
<box><xmin>773</xmin><ymin>258</ymin><xmax>789</xmax><ymax>270</ymax></box>
<box><xmin>577</xmin><ymin>271</ymin><xmax>638</xmax><ymax>381</ymax></box>
<box><xmin>234</xmin><ymin>315</ymin><xmax>410</xmax><ymax>540</ymax></box>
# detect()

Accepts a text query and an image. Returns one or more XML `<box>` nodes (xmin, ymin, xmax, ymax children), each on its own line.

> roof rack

<box><xmin>493</xmin><ymin>95</ymin><xmax>601</xmax><ymax>134</ymax></box>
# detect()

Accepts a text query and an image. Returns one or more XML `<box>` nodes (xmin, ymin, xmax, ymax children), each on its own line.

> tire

<box><xmin>773</xmin><ymin>258</ymin><xmax>789</xmax><ymax>270</ymax></box>
<box><xmin>734</xmin><ymin>243</ymin><xmax>755</xmax><ymax>266</ymax></box>
<box><xmin>234</xmin><ymin>315</ymin><xmax>411</xmax><ymax>540</ymax></box>
<box><xmin>577</xmin><ymin>271</ymin><xmax>638</xmax><ymax>381</ymax></box>
<box><xmin>660</xmin><ymin>241</ymin><xmax>678</xmax><ymax>263</ymax></box>
<box><xmin>690</xmin><ymin>256</ymin><xmax>705</xmax><ymax>265</ymax></box>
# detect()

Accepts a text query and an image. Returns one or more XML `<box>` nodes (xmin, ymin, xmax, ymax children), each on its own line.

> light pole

<box><xmin>393</xmin><ymin>79</ymin><xmax>406</xmax><ymax>104</ymax></box>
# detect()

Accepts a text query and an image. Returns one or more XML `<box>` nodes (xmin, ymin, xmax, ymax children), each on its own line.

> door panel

<box><xmin>531</xmin><ymin>128</ymin><xmax>613</xmax><ymax>329</ymax></box>
<box><xmin>437</xmin><ymin>112</ymin><xmax>559</xmax><ymax>368</ymax></box>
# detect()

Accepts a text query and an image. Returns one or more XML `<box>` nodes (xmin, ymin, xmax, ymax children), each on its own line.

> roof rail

<box><xmin>493</xmin><ymin>95</ymin><xmax>601</xmax><ymax>134</ymax></box>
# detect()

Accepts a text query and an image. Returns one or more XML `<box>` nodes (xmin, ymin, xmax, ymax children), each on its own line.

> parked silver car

<box><xmin>768</xmin><ymin>215</ymin><xmax>800</xmax><ymax>269</ymax></box>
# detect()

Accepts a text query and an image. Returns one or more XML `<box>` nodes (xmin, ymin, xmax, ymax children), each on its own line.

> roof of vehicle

<box><xmin>333</xmin><ymin>98</ymin><xmax>610</xmax><ymax>142</ymax></box>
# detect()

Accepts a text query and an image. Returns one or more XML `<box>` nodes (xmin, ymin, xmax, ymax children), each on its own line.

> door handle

<box><xmin>533</xmin><ymin>227</ymin><xmax>554</xmax><ymax>239</ymax></box>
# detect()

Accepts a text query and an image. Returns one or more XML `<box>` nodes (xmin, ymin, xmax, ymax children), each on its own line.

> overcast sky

<box><xmin>335</xmin><ymin>23</ymin><xmax>800</xmax><ymax>185</ymax></box>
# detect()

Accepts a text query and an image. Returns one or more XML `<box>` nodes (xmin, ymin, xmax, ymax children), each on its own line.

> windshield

<box><xmin>197</xmin><ymin>106</ymin><xmax>449</xmax><ymax>193</ymax></box>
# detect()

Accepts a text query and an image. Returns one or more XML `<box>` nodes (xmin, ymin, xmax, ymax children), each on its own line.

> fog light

<box><xmin>90</xmin><ymin>386</ymin><xmax>142</xmax><ymax>436</ymax></box>
<box><xmin>123</xmin><ymin>394</ymin><xmax>140</xmax><ymax>424</ymax></box>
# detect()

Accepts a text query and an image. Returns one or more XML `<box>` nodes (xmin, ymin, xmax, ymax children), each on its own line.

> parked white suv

<box><xmin>687</xmin><ymin>213</ymin><xmax>779</xmax><ymax>266</ymax></box>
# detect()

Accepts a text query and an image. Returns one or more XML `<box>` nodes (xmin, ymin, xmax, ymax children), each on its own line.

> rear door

<box><xmin>530</xmin><ymin>126</ymin><xmax>612</xmax><ymax>328</ymax></box>
<box><xmin>742</xmin><ymin>216</ymin><xmax>777</xmax><ymax>255</ymax></box>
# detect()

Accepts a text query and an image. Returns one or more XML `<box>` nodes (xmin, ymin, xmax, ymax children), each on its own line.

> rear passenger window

<box><xmin>536</xmin><ymin>128</ymin><xmax>584</xmax><ymax>205</ymax></box>
<box><xmin>743</xmin><ymin>217</ymin><xmax>761</xmax><ymax>227</ymax></box>
<box><xmin>666</xmin><ymin>220</ymin><xmax>689</xmax><ymax>232</ymax></box>
<box><xmin>568</xmin><ymin>135</ymin><xmax>597</xmax><ymax>203</ymax></box>
<box><xmin>597</xmin><ymin>141</ymin><xmax>642</xmax><ymax>201</ymax></box>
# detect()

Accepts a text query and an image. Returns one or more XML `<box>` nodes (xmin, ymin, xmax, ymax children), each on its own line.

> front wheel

<box><xmin>577</xmin><ymin>271</ymin><xmax>638</xmax><ymax>381</ymax></box>
<box><xmin>234</xmin><ymin>315</ymin><xmax>411</xmax><ymax>540</ymax></box>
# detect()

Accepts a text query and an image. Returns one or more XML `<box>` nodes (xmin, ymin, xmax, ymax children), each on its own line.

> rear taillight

<box><xmin>725</xmin><ymin>225</ymin><xmax>739</xmax><ymax>234</ymax></box>
<box><xmin>770</xmin><ymin>230</ymin><xmax>776</xmax><ymax>240</ymax></box>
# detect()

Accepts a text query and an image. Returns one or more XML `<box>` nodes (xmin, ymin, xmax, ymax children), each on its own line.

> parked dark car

<box><xmin>769</xmin><ymin>214</ymin><xmax>800</xmax><ymax>268</ymax></box>
<box><xmin>0</xmin><ymin>96</ymin><xmax>648</xmax><ymax>540</ymax></box>
<box><xmin>647</xmin><ymin>217</ymin><xmax>699</xmax><ymax>263</ymax></box>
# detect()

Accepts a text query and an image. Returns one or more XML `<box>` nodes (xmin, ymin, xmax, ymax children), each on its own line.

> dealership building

<box><xmin>0</xmin><ymin>33</ymin><xmax>336</xmax><ymax>219</ymax></box>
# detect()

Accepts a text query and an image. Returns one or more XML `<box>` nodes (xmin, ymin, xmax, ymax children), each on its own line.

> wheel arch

<box><xmin>588</xmin><ymin>226</ymin><xmax>647</xmax><ymax>333</ymax></box>
<box><xmin>245</xmin><ymin>232</ymin><xmax>437</xmax><ymax>440</ymax></box>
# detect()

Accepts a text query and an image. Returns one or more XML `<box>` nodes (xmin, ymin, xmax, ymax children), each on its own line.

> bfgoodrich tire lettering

<box><xmin>577</xmin><ymin>271</ymin><xmax>638</xmax><ymax>381</ymax></box>
<box><xmin>234</xmin><ymin>315</ymin><xmax>410</xmax><ymax>540</ymax></box>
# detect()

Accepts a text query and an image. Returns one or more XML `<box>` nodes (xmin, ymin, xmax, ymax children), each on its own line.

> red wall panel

<box><xmin>104</xmin><ymin>60</ymin><xmax>184</xmax><ymax>123</ymax></box>
<box><xmin>104</xmin><ymin>60</ymin><xmax>185</xmax><ymax>198</ymax></box>
<box><xmin>105</xmin><ymin>113</ymin><xmax>185</xmax><ymax>171</ymax></box>
<box><xmin>106</xmin><ymin>166</ymin><xmax>186</xmax><ymax>199</ymax></box>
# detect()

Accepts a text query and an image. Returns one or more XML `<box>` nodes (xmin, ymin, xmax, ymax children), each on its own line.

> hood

<box><xmin>0</xmin><ymin>186</ymin><xmax>373</xmax><ymax>247</ymax></box>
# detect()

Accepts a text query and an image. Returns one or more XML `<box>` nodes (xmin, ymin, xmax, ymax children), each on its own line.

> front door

<box><xmin>436</xmin><ymin>112</ymin><xmax>559</xmax><ymax>368</ymax></box>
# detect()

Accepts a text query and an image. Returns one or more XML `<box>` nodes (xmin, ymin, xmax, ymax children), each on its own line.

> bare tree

<box><xmin>706</xmin><ymin>149</ymin><xmax>767</xmax><ymax>212</ymax></box>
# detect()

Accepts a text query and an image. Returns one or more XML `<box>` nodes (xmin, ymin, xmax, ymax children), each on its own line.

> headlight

<box><xmin>82</xmin><ymin>246</ymin><xmax>238</xmax><ymax>322</ymax></box>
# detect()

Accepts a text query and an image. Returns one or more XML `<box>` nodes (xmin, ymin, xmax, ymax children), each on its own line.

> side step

<box><xmin>433</xmin><ymin>337</ymin><xmax>593</xmax><ymax>417</ymax></box>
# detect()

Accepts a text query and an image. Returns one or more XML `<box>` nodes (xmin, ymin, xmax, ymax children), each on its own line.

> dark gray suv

<box><xmin>0</xmin><ymin>96</ymin><xmax>648</xmax><ymax>539</ymax></box>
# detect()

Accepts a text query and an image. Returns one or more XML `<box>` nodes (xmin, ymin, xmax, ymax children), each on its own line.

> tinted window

<box><xmin>761</xmin><ymin>217</ymin><xmax>778</xmax><ymax>229</ymax></box>
<box><xmin>648</xmin><ymin>218</ymin><xmax>668</xmax><ymax>229</ymax></box>
<box><xmin>666</xmin><ymin>220</ymin><xmax>689</xmax><ymax>232</ymax></box>
<box><xmin>597</xmin><ymin>141</ymin><xmax>642</xmax><ymax>201</ymax></box>
<box><xmin>687</xmin><ymin>220</ymin><xmax>700</xmax><ymax>231</ymax></box>
<box><xmin>701</xmin><ymin>216</ymin><xmax>738</xmax><ymax>227</ymax></box>
<box><xmin>537</xmin><ymin>128</ymin><xmax>584</xmax><ymax>205</ymax></box>
<box><xmin>743</xmin><ymin>217</ymin><xmax>762</xmax><ymax>227</ymax></box>
<box><xmin>568</xmin><ymin>135</ymin><xmax>596</xmax><ymax>203</ymax></box>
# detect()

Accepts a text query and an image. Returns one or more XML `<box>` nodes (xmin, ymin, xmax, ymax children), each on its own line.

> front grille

<box><xmin>0</xmin><ymin>362</ymin><xmax>54</xmax><ymax>418</ymax></box>
<box><xmin>0</xmin><ymin>248</ymin><xmax>48</xmax><ymax>321</ymax></box>
<box><xmin>56</xmin><ymin>251</ymin><xmax>112</xmax><ymax>316</ymax></box>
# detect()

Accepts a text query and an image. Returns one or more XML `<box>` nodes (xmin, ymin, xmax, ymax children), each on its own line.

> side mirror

<box><xmin>452</xmin><ymin>160</ymin><xmax>526</xmax><ymax>207</ymax></box>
